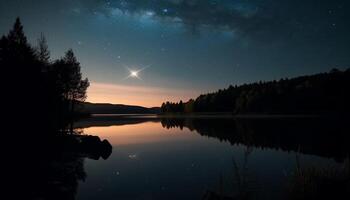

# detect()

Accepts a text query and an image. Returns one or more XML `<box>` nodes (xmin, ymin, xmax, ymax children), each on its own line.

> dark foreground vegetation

<box><xmin>288</xmin><ymin>156</ymin><xmax>350</xmax><ymax>200</ymax></box>
<box><xmin>1</xmin><ymin>18</ymin><xmax>112</xmax><ymax>198</ymax></box>
<box><xmin>1</xmin><ymin>18</ymin><xmax>89</xmax><ymax>136</ymax></box>
<box><xmin>161</xmin><ymin>69</ymin><xmax>350</xmax><ymax>115</ymax></box>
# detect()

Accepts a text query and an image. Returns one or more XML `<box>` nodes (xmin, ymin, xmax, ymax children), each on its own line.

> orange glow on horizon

<box><xmin>86</xmin><ymin>82</ymin><xmax>200</xmax><ymax>107</ymax></box>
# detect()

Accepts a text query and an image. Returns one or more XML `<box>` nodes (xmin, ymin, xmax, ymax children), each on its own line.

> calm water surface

<box><xmin>74</xmin><ymin>117</ymin><xmax>346</xmax><ymax>200</ymax></box>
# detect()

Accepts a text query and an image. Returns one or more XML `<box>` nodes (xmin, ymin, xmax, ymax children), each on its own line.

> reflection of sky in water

<box><xmin>83</xmin><ymin>122</ymin><xmax>199</xmax><ymax>145</ymax></box>
<box><xmin>78</xmin><ymin>122</ymin><xmax>340</xmax><ymax>200</ymax></box>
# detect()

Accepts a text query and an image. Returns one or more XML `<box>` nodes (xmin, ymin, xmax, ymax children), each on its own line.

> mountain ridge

<box><xmin>79</xmin><ymin>102</ymin><xmax>160</xmax><ymax>114</ymax></box>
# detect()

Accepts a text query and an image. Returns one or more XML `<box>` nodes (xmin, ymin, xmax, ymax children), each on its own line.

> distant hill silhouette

<box><xmin>79</xmin><ymin>102</ymin><xmax>160</xmax><ymax>114</ymax></box>
<box><xmin>161</xmin><ymin>69</ymin><xmax>350</xmax><ymax>115</ymax></box>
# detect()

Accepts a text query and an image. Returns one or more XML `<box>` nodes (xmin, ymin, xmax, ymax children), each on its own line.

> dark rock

<box><xmin>100</xmin><ymin>139</ymin><xmax>112</xmax><ymax>160</ymax></box>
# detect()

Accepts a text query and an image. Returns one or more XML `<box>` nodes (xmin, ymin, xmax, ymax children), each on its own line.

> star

<box><xmin>146</xmin><ymin>11</ymin><xmax>155</xmax><ymax>16</ymax></box>
<box><xmin>123</xmin><ymin>65</ymin><xmax>150</xmax><ymax>80</ymax></box>
<box><xmin>130</xmin><ymin>70</ymin><xmax>138</xmax><ymax>77</ymax></box>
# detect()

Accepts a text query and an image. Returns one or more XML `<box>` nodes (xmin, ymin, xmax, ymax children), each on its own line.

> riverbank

<box><xmin>158</xmin><ymin>113</ymin><xmax>325</xmax><ymax>119</ymax></box>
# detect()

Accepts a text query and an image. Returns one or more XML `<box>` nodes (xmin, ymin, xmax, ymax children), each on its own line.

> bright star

<box><xmin>130</xmin><ymin>70</ymin><xmax>138</xmax><ymax>77</ymax></box>
<box><xmin>123</xmin><ymin>65</ymin><xmax>150</xmax><ymax>81</ymax></box>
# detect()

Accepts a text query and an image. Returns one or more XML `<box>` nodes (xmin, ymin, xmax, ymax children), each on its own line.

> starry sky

<box><xmin>1</xmin><ymin>0</ymin><xmax>350</xmax><ymax>107</ymax></box>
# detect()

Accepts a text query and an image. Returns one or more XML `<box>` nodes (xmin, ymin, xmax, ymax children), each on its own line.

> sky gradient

<box><xmin>1</xmin><ymin>0</ymin><xmax>349</xmax><ymax>107</ymax></box>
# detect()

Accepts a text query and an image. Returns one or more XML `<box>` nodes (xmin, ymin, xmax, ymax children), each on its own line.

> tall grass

<box><xmin>288</xmin><ymin>156</ymin><xmax>350</xmax><ymax>199</ymax></box>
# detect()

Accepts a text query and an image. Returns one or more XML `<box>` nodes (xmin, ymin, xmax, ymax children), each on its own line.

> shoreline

<box><xmin>87</xmin><ymin>113</ymin><xmax>334</xmax><ymax>119</ymax></box>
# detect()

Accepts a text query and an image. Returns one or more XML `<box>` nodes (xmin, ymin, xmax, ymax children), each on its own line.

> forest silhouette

<box><xmin>161</xmin><ymin>69</ymin><xmax>350</xmax><ymax>115</ymax></box>
<box><xmin>2</xmin><ymin>18</ymin><xmax>113</xmax><ymax>199</ymax></box>
<box><xmin>1</xmin><ymin>18</ymin><xmax>89</xmax><ymax>135</ymax></box>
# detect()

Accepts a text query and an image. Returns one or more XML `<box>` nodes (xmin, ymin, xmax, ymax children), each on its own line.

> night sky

<box><xmin>1</xmin><ymin>0</ymin><xmax>349</xmax><ymax>107</ymax></box>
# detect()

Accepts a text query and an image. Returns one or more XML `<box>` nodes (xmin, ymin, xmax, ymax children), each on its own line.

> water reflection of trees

<box><xmin>161</xmin><ymin>117</ymin><xmax>350</xmax><ymax>162</ymax></box>
<box><xmin>28</xmin><ymin>154</ymin><xmax>87</xmax><ymax>200</ymax></box>
<box><xmin>9</xmin><ymin>134</ymin><xmax>112</xmax><ymax>200</ymax></box>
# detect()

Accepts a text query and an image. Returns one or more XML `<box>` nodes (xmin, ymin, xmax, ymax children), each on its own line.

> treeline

<box><xmin>1</xmin><ymin>18</ymin><xmax>89</xmax><ymax>134</ymax></box>
<box><xmin>161</xmin><ymin>69</ymin><xmax>350</xmax><ymax>114</ymax></box>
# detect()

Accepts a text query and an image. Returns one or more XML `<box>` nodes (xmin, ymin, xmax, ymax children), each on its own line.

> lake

<box><xmin>70</xmin><ymin>115</ymin><xmax>349</xmax><ymax>200</ymax></box>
